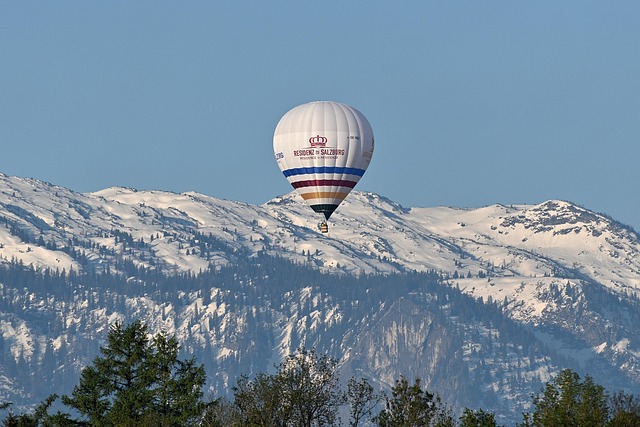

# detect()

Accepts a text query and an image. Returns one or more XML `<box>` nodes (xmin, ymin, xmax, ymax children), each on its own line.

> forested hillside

<box><xmin>1</xmin><ymin>248</ymin><xmax>627</xmax><ymax>424</ymax></box>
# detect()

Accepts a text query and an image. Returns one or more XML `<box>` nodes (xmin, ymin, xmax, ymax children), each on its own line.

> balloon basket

<box><xmin>318</xmin><ymin>221</ymin><xmax>329</xmax><ymax>234</ymax></box>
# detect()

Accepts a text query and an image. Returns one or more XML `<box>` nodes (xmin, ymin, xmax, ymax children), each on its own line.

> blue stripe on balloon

<box><xmin>282</xmin><ymin>167</ymin><xmax>366</xmax><ymax>177</ymax></box>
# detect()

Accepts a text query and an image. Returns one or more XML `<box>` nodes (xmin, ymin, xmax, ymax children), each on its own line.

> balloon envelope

<box><xmin>273</xmin><ymin>101</ymin><xmax>374</xmax><ymax>220</ymax></box>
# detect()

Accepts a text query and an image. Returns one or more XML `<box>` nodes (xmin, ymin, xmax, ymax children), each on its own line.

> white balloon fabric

<box><xmin>273</xmin><ymin>101</ymin><xmax>374</xmax><ymax>220</ymax></box>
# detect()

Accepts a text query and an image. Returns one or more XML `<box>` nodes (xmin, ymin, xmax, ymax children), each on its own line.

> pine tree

<box><xmin>62</xmin><ymin>320</ymin><xmax>206</xmax><ymax>426</ymax></box>
<box><xmin>151</xmin><ymin>332</ymin><xmax>206</xmax><ymax>426</ymax></box>
<box><xmin>94</xmin><ymin>321</ymin><xmax>156</xmax><ymax>424</ymax></box>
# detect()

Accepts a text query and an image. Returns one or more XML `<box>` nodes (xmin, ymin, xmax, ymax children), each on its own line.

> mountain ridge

<box><xmin>0</xmin><ymin>172</ymin><xmax>639</xmax><ymax>423</ymax></box>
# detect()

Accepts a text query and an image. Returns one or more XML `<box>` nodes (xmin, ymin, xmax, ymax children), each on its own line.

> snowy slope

<box><xmin>2</xmin><ymin>172</ymin><xmax>640</xmax><ymax>324</ymax></box>
<box><xmin>1</xmin><ymin>172</ymin><xmax>640</xmax><ymax>416</ymax></box>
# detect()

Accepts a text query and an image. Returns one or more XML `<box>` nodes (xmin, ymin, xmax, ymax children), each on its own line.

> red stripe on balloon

<box><xmin>291</xmin><ymin>179</ymin><xmax>358</xmax><ymax>189</ymax></box>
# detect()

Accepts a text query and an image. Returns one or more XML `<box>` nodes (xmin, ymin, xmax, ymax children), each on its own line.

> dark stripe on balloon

<box><xmin>282</xmin><ymin>166</ymin><xmax>366</xmax><ymax>177</ymax></box>
<box><xmin>311</xmin><ymin>204</ymin><xmax>339</xmax><ymax>220</ymax></box>
<box><xmin>291</xmin><ymin>179</ymin><xmax>357</xmax><ymax>189</ymax></box>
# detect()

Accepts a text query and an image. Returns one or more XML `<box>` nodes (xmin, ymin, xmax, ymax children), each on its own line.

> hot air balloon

<box><xmin>273</xmin><ymin>101</ymin><xmax>374</xmax><ymax>233</ymax></box>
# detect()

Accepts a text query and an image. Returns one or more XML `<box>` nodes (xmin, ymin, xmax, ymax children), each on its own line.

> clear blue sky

<box><xmin>1</xmin><ymin>2</ymin><xmax>639</xmax><ymax>230</ymax></box>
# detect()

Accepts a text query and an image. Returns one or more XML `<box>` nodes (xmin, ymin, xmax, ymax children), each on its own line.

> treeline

<box><xmin>2</xmin><ymin>321</ymin><xmax>639</xmax><ymax>427</ymax></box>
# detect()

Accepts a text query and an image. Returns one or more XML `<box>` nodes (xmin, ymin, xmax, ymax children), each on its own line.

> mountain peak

<box><xmin>90</xmin><ymin>186</ymin><xmax>140</xmax><ymax>197</ymax></box>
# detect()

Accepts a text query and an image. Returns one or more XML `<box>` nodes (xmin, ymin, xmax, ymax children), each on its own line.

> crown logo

<box><xmin>309</xmin><ymin>135</ymin><xmax>328</xmax><ymax>147</ymax></box>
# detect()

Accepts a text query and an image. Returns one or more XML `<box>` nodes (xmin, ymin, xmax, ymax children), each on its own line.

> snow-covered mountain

<box><xmin>1</xmin><ymin>172</ymin><xmax>639</xmax><ymax>422</ymax></box>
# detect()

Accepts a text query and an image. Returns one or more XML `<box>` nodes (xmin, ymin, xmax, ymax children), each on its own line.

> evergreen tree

<box><xmin>94</xmin><ymin>321</ymin><xmax>155</xmax><ymax>424</ymax></box>
<box><xmin>1</xmin><ymin>394</ymin><xmax>78</xmax><ymax>426</ymax></box>
<box><xmin>149</xmin><ymin>332</ymin><xmax>206</xmax><ymax>426</ymax></box>
<box><xmin>62</xmin><ymin>321</ymin><xmax>206</xmax><ymax>426</ymax></box>
<box><xmin>62</xmin><ymin>365</ymin><xmax>111</xmax><ymax>424</ymax></box>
